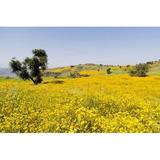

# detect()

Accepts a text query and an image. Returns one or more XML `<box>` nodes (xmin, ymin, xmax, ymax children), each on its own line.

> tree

<box><xmin>129</xmin><ymin>63</ymin><xmax>149</xmax><ymax>77</ymax></box>
<box><xmin>9</xmin><ymin>49</ymin><xmax>48</xmax><ymax>84</ymax></box>
<box><xmin>106</xmin><ymin>68</ymin><xmax>112</xmax><ymax>75</ymax></box>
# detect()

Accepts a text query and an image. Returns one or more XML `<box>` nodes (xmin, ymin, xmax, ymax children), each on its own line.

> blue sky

<box><xmin>0</xmin><ymin>27</ymin><xmax>160</xmax><ymax>68</ymax></box>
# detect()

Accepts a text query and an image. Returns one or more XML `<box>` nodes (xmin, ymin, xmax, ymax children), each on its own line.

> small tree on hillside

<box><xmin>129</xmin><ymin>63</ymin><xmax>149</xmax><ymax>77</ymax></box>
<box><xmin>106</xmin><ymin>68</ymin><xmax>112</xmax><ymax>75</ymax></box>
<box><xmin>9</xmin><ymin>49</ymin><xmax>48</xmax><ymax>84</ymax></box>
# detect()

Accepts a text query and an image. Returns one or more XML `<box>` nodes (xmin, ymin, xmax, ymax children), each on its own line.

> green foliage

<box><xmin>9</xmin><ymin>58</ymin><xmax>22</xmax><ymax>74</ymax></box>
<box><xmin>70</xmin><ymin>71</ymin><xmax>81</xmax><ymax>78</ymax></box>
<box><xmin>9</xmin><ymin>49</ymin><xmax>48</xmax><ymax>84</ymax></box>
<box><xmin>106</xmin><ymin>68</ymin><xmax>112</xmax><ymax>75</ymax></box>
<box><xmin>129</xmin><ymin>63</ymin><xmax>149</xmax><ymax>77</ymax></box>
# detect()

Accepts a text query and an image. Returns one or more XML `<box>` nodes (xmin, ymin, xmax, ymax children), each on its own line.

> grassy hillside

<box><xmin>46</xmin><ymin>64</ymin><xmax>132</xmax><ymax>78</ymax></box>
<box><xmin>45</xmin><ymin>62</ymin><xmax>160</xmax><ymax>78</ymax></box>
<box><xmin>148</xmin><ymin>62</ymin><xmax>160</xmax><ymax>76</ymax></box>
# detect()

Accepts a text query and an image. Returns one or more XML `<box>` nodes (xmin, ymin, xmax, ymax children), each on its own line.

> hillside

<box><xmin>0</xmin><ymin>60</ymin><xmax>160</xmax><ymax>78</ymax></box>
<box><xmin>148</xmin><ymin>60</ymin><xmax>160</xmax><ymax>76</ymax></box>
<box><xmin>45</xmin><ymin>63</ymin><xmax>132</xmax><ymax>77</ymax></box>
<box><xmin>46</xmin><ymin>61</ymin><xmax>160</xmax><ymax>77</ymax></box>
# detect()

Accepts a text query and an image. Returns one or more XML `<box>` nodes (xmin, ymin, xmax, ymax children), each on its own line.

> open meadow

<box><xmin>1</xmin><ymin>67</ymin><xmax>160</xmax><ymax>133</ymax></box>
<box><xmin>1</xmin><ymin>28</ymin><xmax>160</xmax><ymax>133</ymax></box>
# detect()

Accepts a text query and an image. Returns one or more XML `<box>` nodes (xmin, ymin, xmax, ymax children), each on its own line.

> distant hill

<box><xmin>45</xmin><ymin>63</ymin><xmax>131</xmax><ymax>77</ymax></box>
<box><xmin>2</xmin><ymin>60</ymin><xmax>159</xmax><ymax>78</ymax></box>
<box><xmin>46</xmin><ymin>61</ymin><xmax>160</xmax><ymax>77</ymax></box>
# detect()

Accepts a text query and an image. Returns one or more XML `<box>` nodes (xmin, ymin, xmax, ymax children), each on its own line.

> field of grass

<box><xmin>1</xmin><ymin>70</ymin><xmax>160</xmax><ymax>133</ymax></box>
<box><xmin>148</xmin><ymin>63</ymin><xmax>160</xmax><ymax>76</ymax></box>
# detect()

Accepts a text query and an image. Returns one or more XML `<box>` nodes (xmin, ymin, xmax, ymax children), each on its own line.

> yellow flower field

<box><xmin>0</xmin><ymin>75</ymin><xmax>160</xmax><ymax>133</ymax></box>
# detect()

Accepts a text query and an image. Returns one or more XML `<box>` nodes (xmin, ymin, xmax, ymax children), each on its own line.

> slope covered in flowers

<box><xmin>0</xmin><ymin>75</ymin><xmax>160</xmax><ymax>133</ymax></box>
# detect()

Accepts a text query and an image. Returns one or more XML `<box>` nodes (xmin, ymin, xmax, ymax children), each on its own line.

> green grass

<box><xmin>148</xmin><ymin>63</ymin><xmax>160</xmax><ymax>76</ymax></box>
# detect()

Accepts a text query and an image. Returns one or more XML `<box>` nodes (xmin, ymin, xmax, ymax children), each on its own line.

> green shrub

<box><xmin>106</xmin><ymin>68</ymin><xmax>112</xmax><ymax>75</ymax></box>
<box><xmin>70</xmin><ymin>71</ymin><xmax>81</xmax><ymax>78</ymax></box>
<box><xmin>129</xmin><ymin>63</ymin><xmax>149</xmax><ymax>77</ymax></box>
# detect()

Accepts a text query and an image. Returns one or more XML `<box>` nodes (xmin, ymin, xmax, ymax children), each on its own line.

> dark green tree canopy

<box><xmin>9</xmin><ymin>49</ymin><xmax>48</xmax><ymax>84</ymax></box>
<box><xmin>106</xmin><ymin>68</ymin><xmax>112</xmax><ymax>75</ymax></box>
<box><xmin>129</xmin><ymin>63</ymin><xmax>149</xmax><ymax>77</ymax></box>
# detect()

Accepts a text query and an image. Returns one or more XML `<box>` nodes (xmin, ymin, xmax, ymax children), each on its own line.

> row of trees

<box><xmin>9</xmin><ymin>49</ymin><xmax>150</xmax><ymax>85</ymax></box>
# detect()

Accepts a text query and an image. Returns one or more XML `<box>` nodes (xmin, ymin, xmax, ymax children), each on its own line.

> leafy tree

<box><xmin>9</xmin><ymin>49</ymin><xmax>48</xmax><ymax>84</ymax></box>
<box><xmin>129</xmin><ymin>63</ymin><xmax>149</xmax><ymax>77</ymax></box>
<box><xmin>106</xmin><ymin>68</ymin><xmax>112</xmax><ymax>75</ymax></box>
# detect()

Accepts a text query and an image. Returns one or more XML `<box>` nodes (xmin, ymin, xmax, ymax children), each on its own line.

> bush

<box><xmin>106</xmin><ymin>68</ymin><xmax>112</xmax><ymax>75</ymax></box>
<box><xmin>129</xmin><ymin>63</ymin><xmax>149</xmax><ymax>77</ymax></box>
<box><xmin>70</xmin><ymin>71</ymin><xmax>81</xmax><ymax>78</ymax></box>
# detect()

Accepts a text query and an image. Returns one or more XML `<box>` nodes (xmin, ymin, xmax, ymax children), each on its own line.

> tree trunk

<box><xmin>29</xmin><ymin>77</ymin><xmax>37</xmax><ymax>85</ymax></box>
